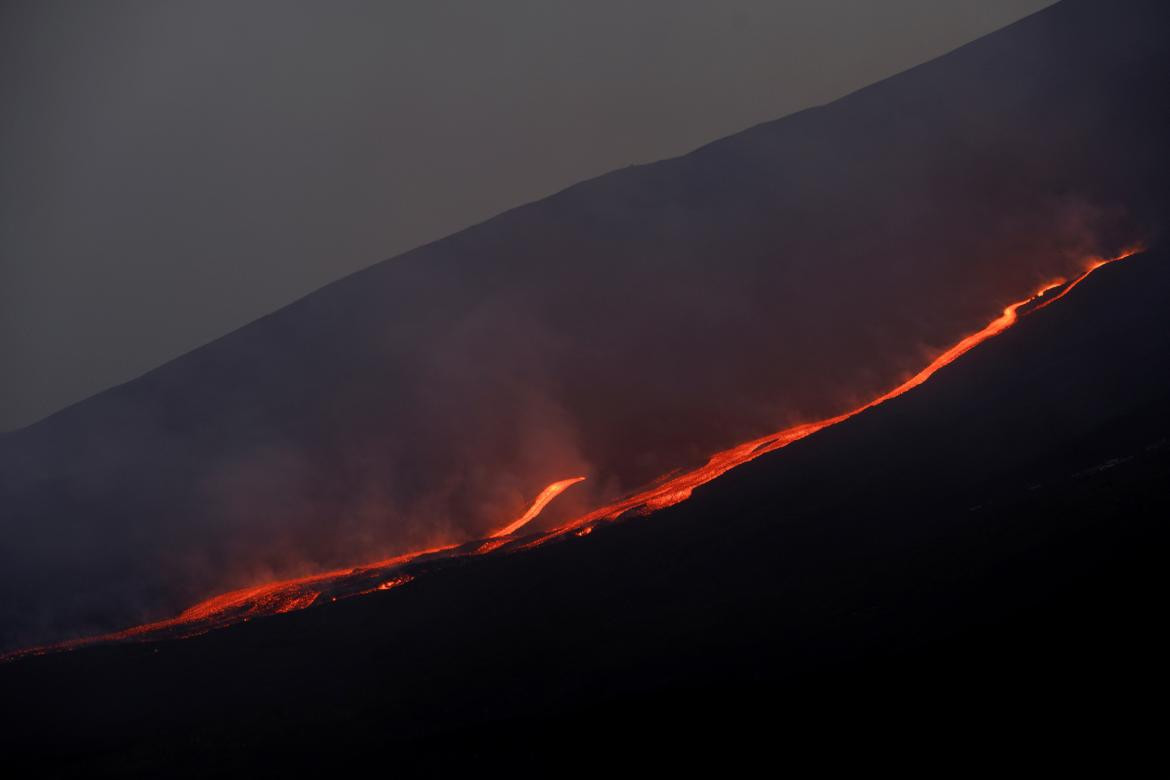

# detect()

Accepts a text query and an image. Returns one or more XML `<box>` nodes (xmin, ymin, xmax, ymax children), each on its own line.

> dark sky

<box><xmin>0</xmin><ymin>0</ymin><xmax>1053</xmax><ymax>431</ymax></box>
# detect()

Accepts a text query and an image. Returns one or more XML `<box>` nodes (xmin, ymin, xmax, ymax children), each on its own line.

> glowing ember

<box><xmin>374</xmin><ymin>575</ymin><xmax>414</xmax><ymax>592</ymax></box>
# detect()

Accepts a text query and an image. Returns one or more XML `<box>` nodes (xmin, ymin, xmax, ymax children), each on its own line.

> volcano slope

<box><xmin>2</xmin><ymin>0</ymin><xmax>1170</xmax><ymax>652</ymax></box>
<box><xmin>2</xmin><ymin>242</ymin><xmax>1167</xmax><ymax>772</ymax></box>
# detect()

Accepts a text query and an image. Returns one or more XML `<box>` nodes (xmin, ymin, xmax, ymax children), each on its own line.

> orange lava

<box><xmin>3</xmin><ymin>247</ymin><xmax>1140</xmax><ymax>661</ymax></box>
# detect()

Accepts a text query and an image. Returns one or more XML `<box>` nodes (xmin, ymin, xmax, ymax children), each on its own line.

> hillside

<box><xmin>3</xmin><ymin>226</ymin><xmax>1168</xmax><ymax>773</ymax></box>
<box><xmin>2</xmin><ymin>0</ymin><xmax>1167</xmax><ymax>652</ymax></box>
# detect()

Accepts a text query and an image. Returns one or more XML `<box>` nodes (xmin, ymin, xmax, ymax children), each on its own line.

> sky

<box><xmin>0</xmin><ymin>0</ymin><xmax>1054</xmax><ymax>431</ymax></box>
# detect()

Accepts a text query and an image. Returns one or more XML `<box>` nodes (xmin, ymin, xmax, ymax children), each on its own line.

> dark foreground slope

<box><xmin>3</xmin><ymin>244</ymin><xmax>1167</xmax><ymax>773</ymax></box>
<box><xmin>2</xmin><ymin>0</ymin><xmax>1169</xmax><ymax>649</ymax></box>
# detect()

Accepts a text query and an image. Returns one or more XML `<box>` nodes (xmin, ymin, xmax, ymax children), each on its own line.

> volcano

<box><xmin>2</xmin><ymin>0</ymin><xmax>1169</xmax><ymax>771</ymax></box>
<box><xmin>1</xmin><ymin>248</ymin><xmax>1137</xmax><ymax>660</ymax></box>
<box><xmin>3</xmin><ymin>204</ymin><xmax>1168</xmax><ymax>774</ymax></box>
<box><xmin>3</xmin><ymin>0</ymin><xmax>1167</xmax><ymax>655</ymax></box>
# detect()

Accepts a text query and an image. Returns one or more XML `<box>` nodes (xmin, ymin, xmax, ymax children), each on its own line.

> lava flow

<box><xmin>1</xmin><ymin>475</ymin><xmax>592</xmax><ymax>657</ymax></box>
<box><xmin>521</xmin><ymin>246</ymin><xmax>1143</xmax><ymax>543</ymax></box>
<box><xmin>3</xmin><ymin>247</ymin><xmax>1141</xmax><ymax>661</ymax></box>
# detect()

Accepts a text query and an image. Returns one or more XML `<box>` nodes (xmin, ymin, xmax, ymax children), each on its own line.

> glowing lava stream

<box><xmin>3</xmin><ymin>247</ymin><xmax>1141</xmax><ymax>660</ymax></box>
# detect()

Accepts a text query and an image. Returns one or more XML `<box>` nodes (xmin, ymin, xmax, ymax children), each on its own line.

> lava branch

<box><xmin>491</xmin><ymin>477</ymin><xmax>588</xmax><ymax>538</ymax></box>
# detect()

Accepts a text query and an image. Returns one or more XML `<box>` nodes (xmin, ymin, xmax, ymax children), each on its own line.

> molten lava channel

<box><xmin>5</xmin><ymin>247</ymin><xmax>1141</xmax><ymax>660</ymax></box>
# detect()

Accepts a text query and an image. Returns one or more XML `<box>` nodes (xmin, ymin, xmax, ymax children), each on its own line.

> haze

<box><xmin>0</xmin><ymin>0</ymin><xmax>1054</xmax><ymax>430</ymax></box>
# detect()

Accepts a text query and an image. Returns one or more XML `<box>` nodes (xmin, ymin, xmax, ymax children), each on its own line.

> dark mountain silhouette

<box><xmin>2</xmin><ymin>0</ymin><xmax>1168</xmax><ymax>657</ymax></box>
<box><xmin>2</xmin><ymin>205</ymin><xmax>1167</xmax><ymax>775</ymax></box>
